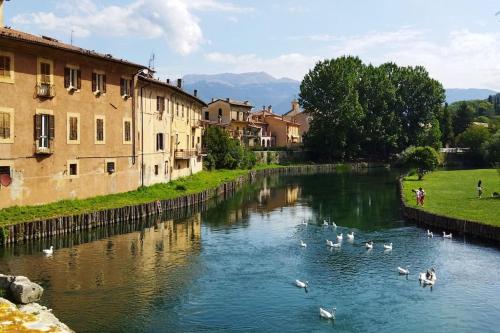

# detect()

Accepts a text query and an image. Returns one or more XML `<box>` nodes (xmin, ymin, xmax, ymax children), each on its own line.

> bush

<box><xmin>482</xmin><ymin>131</ymin><xmax>500</xmax><ymax>167</ymax></box>
<box><xmin>400</xmin><ymin>146</ymin><xmax>440</xmax><ymax>180</ymax></box>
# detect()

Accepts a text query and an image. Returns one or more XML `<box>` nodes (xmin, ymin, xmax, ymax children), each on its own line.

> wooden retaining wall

<box><xmin>2</xmin><ymin>163</ymin><xmax>377</xmax><ymax>245</ymax></box>
<box><xmin>398</xmin><ymin>178</ymin><xmax>500</xmax><ymax>243</ymax></box>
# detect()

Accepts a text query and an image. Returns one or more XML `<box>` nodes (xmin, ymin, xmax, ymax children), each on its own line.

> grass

<box><xmin>402</xmin><ymin>169</ymin><xmax>500</xmax><ymax>226</ymax></box>
<box><xmin>0</xmin><ymin>164</ymin><xmax>284</xmax><ymax>226</ymax></box>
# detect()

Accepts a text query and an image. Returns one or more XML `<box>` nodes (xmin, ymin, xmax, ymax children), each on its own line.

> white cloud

<box><xmin>11</xmin><ymin>0</ymin><xmax>250</xmax><ymax>55</ymax></box>
<box><xmin>205</xmin><ymin>52</ymin><xmax>321</xmax><ymax>80</ymax></box>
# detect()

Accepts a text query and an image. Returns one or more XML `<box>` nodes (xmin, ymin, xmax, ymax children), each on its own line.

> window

<box><xmin>67</xmin><ymin>113</ymin><xmax>80</xmax><ymax>144</ymax></box>
<box><xmin>95</xmin><ymin>116</ymin><xmax>105</xmax><ymax>144</ymax></box>
<box><xmin>34</xmin><ymin>113</ymin><xmax>54</xmax><ymax>151</ymax></box>
<box><xmin>0</xmin><ymin>52</ymin><xmax>14</xmax><ymax>83</ymax></box>
<box><xmin>204</xmin><ymin>111</ymin><xmax>209</xmax><ymax>120</ymax></box>
<box><xmin>0</xmin><ymin>111</ymin><xmax>11</xmax><ymax>141</ymax></box>
<box><xmin>0</xmin><ymin>166</ymin><xmax>10</xmax><ymax>176</ymax></box>
<box><xmin>156</xmin><ymin>133</ymin><xmax>164</xmax><ymax>151</ymax></box>
<box><xmin>123</xmin><ymin>119</ymin><xmax>132</xmax><ymax>143</ymax></box>
<box><xmin>40</xmin><ymin>62</ymin><xmax>51</xmax><ymax>84</ymax></box>
<box><xmin>37</xmin><ymin>58</ymin><xmax>54</xmax><ymax>97</ymax></box>
<box><xmin>106</xmin><ymin>162</ymin><xmax>115</xmax><ymax>174</ymax></box>
<box><xmin>69</xmin><ymin>163</ymin><xmax>78</xmax><ymax>176</ymax></box>
<box><xmin>192</xmin><ymin>135</ymin><xmax>195</xmax><ymax>148</ymax></box>
<box><xmin>154</xmin><ymin>165</ymin><xmax>159</xmax><ymax>176</ymax></box>
<box><xmin>165</xmin><ymin>161</ymin><xmax>168</xmax><ymax>175</ymax></box>
<box><xmin>182</xmin><ymin>105</ymin><xmax>184</xmax><ymax>118</ymax></box>
<box><xmin>92</xmin><ymin>72</ymin><xmax>106</xmax><ymax>94</ymax></box>
<box><xmin>156</xmin><ymin>96</ymin><xmax>165</xmax><ymax>112</ymax></box>
<box><xmin>176</xmin><ymin>103</ymin><xmax>179</xmax><ymax>117</ymax></box>
<box><xmin>186</xmin><ymin>135</ymin><xmax>189</xmax><ymax>149</ymax></box>
<box><xmin>64</xmin><ymin>67</ymin><xmax>81</xmax><ymax>90</ymax></box>
<box><xmin>218</xmin><ymin>108</ymin><xmax>222</xmax><ymax>116</ymax></box>
<box><xmin>120</xmin><ymin>78</ymin><xmax>131</xmax><ymax>97</ymax></box>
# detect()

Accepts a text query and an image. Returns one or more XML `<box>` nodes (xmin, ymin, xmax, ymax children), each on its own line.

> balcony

<box><xmin>174</xmin><ymin>149</ymin><xmax>198</xmax><ymax>159</ymax></box>
<box><xmin>34</xmin><ymin>140</ymin><xmax>54</xmax><ymax>155</ymax></box>
<box><xmin>36</xmin><ymin>83</ymin><xmax>55</xmax><ymax>98</ymax></box>
<box><xmin>191</xmin><ymin>119</ymin><xmax>203</xmax><ymax>128</ymax></box>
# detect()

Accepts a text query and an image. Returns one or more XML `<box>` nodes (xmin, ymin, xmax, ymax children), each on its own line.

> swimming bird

<box><xmin>42</xmin><ymin>246</ymin><xmax>54</xmax><ymax>255</ymax></box>
<box><xmin>347</xmin><ymin>232</ymin><xmax>354</xmax><ymax>240</ymax></box>
<box><xmin>365</xmin><ymin>241</ymin><xmax>373</xmax><ymax>249</ymax></box>
<box><xmin>383</xmin><ymin>243</ymin><xmax>393</xmax><ymax>250</ymax></box>
<box><xmin>326</xmin><ymin>239</ymin><xmax>334</xmax><ymax>247</ymax></box>
<box><xmin>323</xmin><ymin>220</ymin><xmax>329</xmax><ymax>226</ymax></box>
<box><xmin>427</xmin><ymin>230</ymin><xmax>433</xmax><ymax>238</ymax></box>
<box><xmin>398</xmin><ymin>266</ymin><xmax>410</xmax><ymax>275</ymax></box>
<box><xmin>331</xmin><ymin>221</ymin><xmax>337</xmax><ymax>228</ymax></box>
<box><xmin>443</xmin><ymin>231</ymin><xmax>452</xmax><ymax>239</ymax></box>
<box><xmin>295</xmin><ymin>279</ymin><xmax>309</xmax><ymax>288</ymax></box>
<box><xmin>319</xmin><ymin>307</ymin><xmax>336</xmax><ymax>320</ymax></box>
<box><xmin>336</xmin><ymin>233</ymin><xmax>343</xmax><ymax>241</ymax></box>
<box><xmin>301</xmin><ymin>220</ymin><xmax>308</xmax><ymax>226</ymax></box>
<box><xmin>300</xmin><ymin>240</ymin><xmax>307</xmax><ymax>248</ymax></box>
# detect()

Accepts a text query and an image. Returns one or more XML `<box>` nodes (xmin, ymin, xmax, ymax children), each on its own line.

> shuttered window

<box><xmin>0</xmin><ymin>112</ymin><xmax>10</xmax><ymax>139</ymax></box>
<box><xmin>34</xmin><ymin>114</ymin><xmax>54</xmax><ymax>149</ymax></box>
<box><xmin>124</xmin><ymin>120</ymin><xmax>131</xmax><ymax>142</ymax></box>
<box><xmin>120</xmin><ymin>78</ymin><xmax>131</xmax><ymax>97</ymax></box>
<box><xmin>156</xmin><ymin>133</ymin><xmax>164</xmax><ymax>151</ymax></box>
<box><xmin>157</xmin><ymin>96</ymin><xmax>165</xmax><ymax>112</ymax></box>
<box><xmin>40</xmin><ymin>62</ymin><xmax>51</xmax><ymax>84</ymax></box>
<box><xmin>92</xmin><ymin>72</ymin><xmax>106</xmax><ymax>93</ymax></box>
<box><xmin>64</xmin><ymin>67</ymin><xmax>81</xmax><ymax>89</ymax></box>
<box><xmin>96</xmin><ymin>118</ymin><xmax>104</xmax><ymax>142</ymax></box>
<box><xmin>0</xmin><ymin>56</ymin><xmax>11</xmax><ymax>78</ymax></box>
<box><xmin>69</xmin><ymin>117</ymin><xmax>78</xmax><ymax>141</ymax></box>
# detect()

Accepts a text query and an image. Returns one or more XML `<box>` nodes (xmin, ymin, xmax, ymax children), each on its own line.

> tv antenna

<box><xmin>148</xmin><ymin>52</ymin><xmax>155</xmax><ymax>71</ymax></box>
<box><xmin>70</xmin><ymin>29</ymin><xmax>74</xmax><ymax>45</ymax></box>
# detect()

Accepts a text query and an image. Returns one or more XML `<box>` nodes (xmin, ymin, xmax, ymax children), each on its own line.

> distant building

<box><xmin>282</xmin><ymin>99</ymin><xmax>311</xmax><ymax>140</ymax></box>
<box><xmin>205</xmin><ymin>98</ymin><xmax>260</xmax><ymax>146</ymax></box>
<box><xmin>250</xmin><ymin>105</ymin><xmax>301</xmax><ymax>147</ymax></box>
<box><xmin>136</xmin><ymin>76</ymin><xmax>206</xmax><ymax>187</ymax></box>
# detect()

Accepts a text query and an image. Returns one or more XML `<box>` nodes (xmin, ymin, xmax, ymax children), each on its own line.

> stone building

<box><xmin>282</xmin><ymin>99</ymin><xmax>310</xmax><ymax>139</ymax></box>
<box><xmin>0</xmin><ymin>26</ymin><xmax>146</xmax><ymax>208</ymax></box>
<box><xmin>136</xmin><ymin>76</ymin><xmax>206</xmax><ymax>187</ymax></box>
<box><xmin>250</xmin><ymin>106</ymin><xmax>301</xmax><ymax>147</ymax></box>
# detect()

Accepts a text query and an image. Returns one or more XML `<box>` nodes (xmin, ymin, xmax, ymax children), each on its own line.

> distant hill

<box><xmin>445</xmin><ymin>88</ymin><xmax>498</xmax><ymax>104</ymax></box>
<box><xmin>183</xmin><ymin>72</ymin><xmax>300</xmax><ymax>114</ymax></box>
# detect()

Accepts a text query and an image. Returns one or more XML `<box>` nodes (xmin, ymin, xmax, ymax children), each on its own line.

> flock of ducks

<box><xmin>296</xmin><ymin>220</ymin><xmax>454</xmax><ymax>321</ymax></box>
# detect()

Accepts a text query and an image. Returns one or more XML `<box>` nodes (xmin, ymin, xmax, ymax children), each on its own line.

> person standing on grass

<box><xmin>419</xmin><ymin>187</ymin><xmax>425</xmax><ymax>206</ymax></box>
<box><xmin>477</xmin><ymin>180</ymin><xmax>483</xmax><ymax>198</ymax></box>
<box><xmin>412</xmin><ymin>188</ymin><xmax>421</xmax><ymax>205</ymax></box>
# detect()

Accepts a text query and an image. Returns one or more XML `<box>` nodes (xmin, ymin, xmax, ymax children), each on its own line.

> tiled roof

<box><xmin>138</xmin><ymin>76</ymin><xmax>207</xmax><ymax>106</ymax></box>
<box><xmin>208</xmin><ymin>98</ymin><xmax>253</xmax><ymax>108</ymax></box>
<box><xmin>0</xmin><ymin>27</ymin><xmax>146</xmax><ymax>69</ymax></box>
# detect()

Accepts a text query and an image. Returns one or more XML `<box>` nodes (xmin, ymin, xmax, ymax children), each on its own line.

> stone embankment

<box><xmin>1</xmin><ymin>163</ymin><xmax>381</xmax><ymax>245</ymax></box>
<box><xmin>399</xmin><ymin>179</ymin><xmax>500</xmax><ymax>243</ymax></box>
<box><xmin>0</xmin><ymin>274</ymin><xmax>73</xmax><ymax>332</ymax></box>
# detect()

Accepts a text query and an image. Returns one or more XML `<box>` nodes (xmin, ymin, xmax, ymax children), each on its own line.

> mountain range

<box><xmin>183</xmin><ymin>72</ymin><xmax>498</xmax><ymax>114</ymax></box>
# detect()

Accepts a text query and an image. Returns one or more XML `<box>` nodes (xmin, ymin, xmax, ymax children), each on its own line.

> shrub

<box><xmin>400</xmin><ymin>146</ymin><xmax>440</xmax><ymax>180</ymax></box>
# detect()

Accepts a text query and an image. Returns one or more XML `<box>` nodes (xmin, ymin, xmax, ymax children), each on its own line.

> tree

<box><xmin>482</xmin><ymin>131</ymin><xmax>500</xmax><ymax>167</ymax></box>
<box><xmin>456</xmin><ymin>125</ymin><xmax>492</xmax><ymax>165</ymax></box>
<box><xmin>401</xmin><ymin>146</ymin><xmax>440</xmax><ymax>180</ymax></box>
<box><xmin>453</xmin><ymin>102</ymin><xmax>474</xmax><ymax>136</ymax></box>
<box><xmin>202</xmin><ymin>126</ymin><xmax>256</xmax><ymax>170</ymax></box>
<box><xmin>438</xmin><ymin>103</ymin><xmax>454</xmax><ymax>146</ymax></box>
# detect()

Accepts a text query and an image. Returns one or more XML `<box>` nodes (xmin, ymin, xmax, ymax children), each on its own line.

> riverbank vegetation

<box><xmin>402</xmin><ymin>169</ymin><xmax>499</xmax><ymax>226</ymax></box>
<box><xmin>0</xmin><ymin>165</ymin><xmax>282</xmax><ymax>226</ymax></box>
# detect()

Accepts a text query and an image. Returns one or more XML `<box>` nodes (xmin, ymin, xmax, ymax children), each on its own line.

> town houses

<box><xmin>0</xmin><ymin>2</ymin><xmax>306</xmax><ymax>209</ymax></box>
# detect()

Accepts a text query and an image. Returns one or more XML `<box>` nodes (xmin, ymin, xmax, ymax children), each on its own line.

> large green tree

<box><xmin>438</xmin><ymin>103</ymin><xmax>454</xmax><ymax>146</ymax></box>
<box><xmin>300</xmin><ymin>57</ymin><xmax>445</xmax><ymax>161</ymax></box>
<box><xmin>453</xmin><ymin>102</ymin><xmax>474</xmax><ymax>136</ymax></box>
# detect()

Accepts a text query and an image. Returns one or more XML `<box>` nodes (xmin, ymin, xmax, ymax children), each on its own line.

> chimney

<box><xmin>292</xmin><ymin>99</ymin><xmax>299</xmax><ymax>113</ymax></box>
<box><xmin>177</xmin><ymin>78</ymin><xmax>182</xmax><ymax>88</ymax></box>
<box><xmin>166</xmin><ymin>78</ymin><xmax>170</xmax><ymax>84</ymax></box>
<box><xmin>0</xmin><ymin>0</ymin><xmax>5</xmax><ymax>28</ymax></box>
<box><xmin>211</xmin><ymin>97</ymin><xmax>214</xmax><ymax>102</ymax></box>
<box><xmin>226</xmin><ymin>98</ymin><xmax>230</xmax><ymax>102</ymax></box>
<box><xmin>268</xmin><ymin>105</ymin><xmax>272</xmax><ymax>113</ymax></box>
<box><xmin>194</xmin><ymin>89</ymin><xmax>198</xmax><ymax>97</ymax></box>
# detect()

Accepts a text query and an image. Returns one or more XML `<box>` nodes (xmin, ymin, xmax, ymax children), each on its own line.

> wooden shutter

<box><xmin>34</xmin><ymin>114</ymin><xmax>42</xmax><ymax>141</ymax></box>
<box><xmin>130</xmin><ymin>79</ymin><xmax>133</xmax><ymax>97</ymax></box>
<box><xmin>0</xmin><ymin>113</ymin><xmax>8</xmax><ymax>139</ymax></box>
<box><xmin>120</xmin><ymin>79</ymin><xmax>124</xmax><ymax>96</ymax></box>
<box><xmin>102</xmin><ymin>75</ymin><xmax>106</xmax><ymax>93</ymax></box>
<box><xmin>77</xmin><ymin>70</ymin><xmax>81</xmax><ymax>89</ymax></box>
<box><xmin>92</xmin><ymin>73</ymin><xmax>97</xmax><ymax>92</ymax></box>
<box><xmin>70</xmin><ymin>117</ymin><xmax>78</xmax><ymax>140</ymax></box>
<box><xmin>49</xmin><ymin>115</ymin><xmax>55</xmax><ymax>139</ymax></box>
<box><xmin>64</xmin><ymin>67</ymin><xmax>70</xmax><ymax>88</ymax></box>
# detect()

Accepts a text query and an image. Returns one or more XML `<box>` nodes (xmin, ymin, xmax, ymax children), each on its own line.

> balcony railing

<box><xmin>174</xmin><ymin>149</ymin><xmax>198</xmax><ymax>159</ymax></box>
<box><xmin>36</xmin><ymin>83</ymin><xmax>55</xmax><ymax>98</ymax></box>
<box><xmin>34</xmin><ymin>140</ymin><xmax>54</xmax><ymax>155</ymax></box>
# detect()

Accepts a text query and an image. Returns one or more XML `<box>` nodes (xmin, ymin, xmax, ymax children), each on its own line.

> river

<box><xmin>0</xmin><ymin>170</ymin><xmax>499</xmax><ymax>332</ymax></box>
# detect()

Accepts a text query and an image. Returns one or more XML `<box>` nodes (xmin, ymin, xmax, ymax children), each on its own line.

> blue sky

<box><xmin>4</xmin><ymin>0</ymin><xmax>500</xmax><ymax>89</ymax></box>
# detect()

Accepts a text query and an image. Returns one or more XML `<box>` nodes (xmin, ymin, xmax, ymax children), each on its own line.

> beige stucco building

<box><xmin>250</xmin><ymin>106</ymin><xmax>301</xmax><ymax>147</ymax></box>
<box><xmin>283</xmin><ymin>99</ymin><xmax>310</xmax><ymax>140</ymax></box>
<box><xmin>0</xmin><ymin>26</ymin><xmax>146</xmax><ymax>208</ymax></box>
<box><xmin>137</xmin><ymin>76</ymin><xmax>206</xmax><ymax>186</ymax></box>
<box><xmin>205</xmin><ymin>98</ymin><xmax>260</xmax><ymax>146</ymax></box>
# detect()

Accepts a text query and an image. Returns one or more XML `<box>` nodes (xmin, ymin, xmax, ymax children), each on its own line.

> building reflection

<box><xmin>0</xmin><ymin>214</ymin><xmax>202</xmax><ymax>333</ymax></box>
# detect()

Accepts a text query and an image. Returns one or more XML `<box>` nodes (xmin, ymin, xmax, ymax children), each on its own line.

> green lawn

<box><xmin>402</xmin><ymin>169</ymin><xmax>500</xmax><ymax>226</ymax></box>
<box><xmin>0</xmin><ymin>164</ymin><xmax>284</xmax><ymax>226</ymax></box>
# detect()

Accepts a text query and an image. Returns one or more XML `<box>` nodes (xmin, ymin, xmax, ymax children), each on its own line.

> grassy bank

<box><xmin>0</xmin><ymin>164</ymin><xmax>284</xmax><ymax>226</ymax></box>
<box><xmin>402</xmin><ymin>169</ymin><xmax>500</xmax><ymax>226</ymax></box>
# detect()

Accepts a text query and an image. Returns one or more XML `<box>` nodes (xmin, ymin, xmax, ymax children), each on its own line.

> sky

<box><xmin>3</xmin><ymin>0</ymin><xmax>500</xmax><ymax>89</ymax></box>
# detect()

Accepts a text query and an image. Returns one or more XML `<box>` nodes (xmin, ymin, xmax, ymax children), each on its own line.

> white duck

<box><xmin>419</xmin><ymin>269</ymin><xmax>437</xmax><ymax>285</ymax></box>
<box><xmin>300</xmin><ymin>240</ymin><xmax>307</xmax><ymax>248</ymax></box>
<box><xmin>336</xmin><ymin>233</ymin><xmax>343</xmax><ymax>241</ymax></box>
<box><xmin>427</xmin><ymin>230</ymin><xmax>433</xmax><ymax>238</ymax></box>
<box><xmin>301</xmin><ymin>220</ymin><xmax>308</xmax><ymax>226</ymax></box>
<box><xmin>319</xmin><ymin>307</ymin><xmax>336</xmax><ymax>320</ymax></box>
<box><xmin>443</xmin><ymin>231</ymin><xmax>452</xmax><ymax>239</ymax></box>
<box><xmin>347</xmin><ymin>232</ymin><xmax>354</xmax><ymax>240</ymax></box>
<box><xmin>383</xmin><ymin>243</ymin><xmax>393</xmax><ymax>250</ymax></box>
<box><xmin>42</xmin><ymin>246</ymin><xmax>54</xmax><ymax>255</ymax></box>
<box><xmin>398</xmin><ymin>266</ymin><xmax>410</xmax><ymax>275</ymax></box>
<box><xmin>326</xmin><ymin>240</ymin><xmax>334</xmax><ymax>247</ymax></box>
<box><xmin>331</xmin><ymin>221</ymin><xmax>337</xmax><ymax>228</ymax></box>
<box><xmin>323</xmin><ymin>220</ymin><xmax>329</xmax><ymax>226</ymax></box>
<box><xmin>365</xmin><ymin>241</ymin><xmax>373</xmax><ymax>249</ymax></box>
<box><xmin>295</xmin><ymin>279</ymin><xmax>309</xmax><ymax>289</ymax></box>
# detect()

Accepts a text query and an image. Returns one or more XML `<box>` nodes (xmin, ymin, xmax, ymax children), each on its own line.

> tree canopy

<box><xmin>299</xmin><ymin>56</ymin><xmax>445</xmax><ymax>161</ymax></box>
